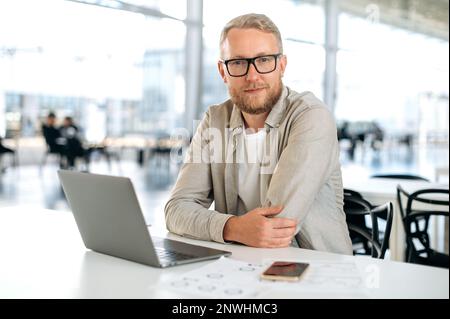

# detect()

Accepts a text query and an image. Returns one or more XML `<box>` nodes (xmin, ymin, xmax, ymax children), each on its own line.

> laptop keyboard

<box><xmin>155</xmin><ymin>247</ymin><xmax>197</xmax><ymax>261</ymax></box>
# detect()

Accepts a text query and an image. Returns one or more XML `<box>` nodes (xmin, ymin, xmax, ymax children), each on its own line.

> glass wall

<box><xmin>336</xmin><ymin>12</ymin><xmax>449</xmax><ymax>138</ymax></box>
<box><xmin>0</xmin><ymin>0</ymin><xmax>448</xmax><ymax>174</ymax></box>
<box><xmin>335</xmin><ymin>8</ymin><xmax>449</xmax><ymax>174</ymax></box>
<box><xmin>0</xmin><ymin>0</ymin><xmax>186</xmax><ymax>140</ymax></box>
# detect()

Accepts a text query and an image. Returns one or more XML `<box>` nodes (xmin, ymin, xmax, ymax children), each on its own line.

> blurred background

<box><xmin>0</xmin><ymin>0</ymin><xmax>448</xmax><ymax>226</ymax></box>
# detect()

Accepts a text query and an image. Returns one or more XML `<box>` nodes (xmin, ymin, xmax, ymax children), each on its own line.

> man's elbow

<box><xmin>164</xmin><ymin>199</ymin><xmax>177</xmax><ymax>233</ymax></box>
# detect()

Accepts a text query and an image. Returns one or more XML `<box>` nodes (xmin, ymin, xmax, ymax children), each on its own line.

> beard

<box><xmin>229</xmin><ymin>79</ymin><xmax>283</xmax><ymax>115</ymax></box>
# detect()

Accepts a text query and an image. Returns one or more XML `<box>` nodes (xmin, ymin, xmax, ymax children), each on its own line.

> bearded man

<box><xmin>165</xmin><ymin>13</ymin><xmax>352</xmax><ymax>254</ymax></box>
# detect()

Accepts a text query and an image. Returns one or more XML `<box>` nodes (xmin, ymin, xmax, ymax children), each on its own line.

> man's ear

<box><xmin>217</xmin><ymin>61</ymin><xmax>228</xmax><ymax>84</ymax></box>
<box><xmin>279</xmin><ymin>55</ymin><xmax>287</xmax><ymax>77</ymax></box>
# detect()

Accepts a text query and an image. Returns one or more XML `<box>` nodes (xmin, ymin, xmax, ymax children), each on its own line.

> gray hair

<box><xmin>220</xmin><ymin>13</ymin><xmax>283</xmax><ymax>56</ymax></box>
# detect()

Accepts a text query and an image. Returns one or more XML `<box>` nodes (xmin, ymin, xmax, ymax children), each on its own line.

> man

<box><xmin>165</xmin><ymin>13</ymin><xmax>352</xmax><ymax>254</ymax></box>
<box><xmin>60</xmin><ymin>116</ymin><xmax>88</xmax><ymax>169</ymax></box>
<box><xmin>42</xmin><ymin>112</ymin><xmax>66</xmax><ymax>167</ymax></box>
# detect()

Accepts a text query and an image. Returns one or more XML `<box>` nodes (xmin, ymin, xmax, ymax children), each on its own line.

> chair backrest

<box><xmin>42</xmin><ymin>125</ymin><xmax>62</xmax><ymax>154</ymax></box>
<box><xmin>397</xmin><ymin>186</ymin><xmax>449</xmax><ymax>267</ymax></box>
<box><xmin>344</xmin><ymin>189</ymin><xmax>394</xmax><ymax>259</ymax></box>
<box><xmin>343</xmin><ymin>188</ymin><xmax>364</xmax><ymax>200</ymax></box>
<box><xmin>371</xmin><ymin>174</ymin><xmax>430</xmax><ymax>182</ymax></box>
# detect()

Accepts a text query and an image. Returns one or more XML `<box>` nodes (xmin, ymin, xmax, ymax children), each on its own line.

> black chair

<box><xmin>40</xmin><ymin>127</ymin><xmax>67</xmax><ymax>171</ymax></box>
<box><xmin>85</xmin><ymin>144</ymin><xmax>121</xmax><ymax>171</ymax></box>
<box><xmin>40</xmin><ymin>143</ymin><xmax>65</xmax><ymax>173</ymax></box>
<box><xmin>344</xmin><ymin>189</ymin><xmax>372</xmax><ymax>255</ymax></box>
<box><xmin>0</xmin><ymin>152</ymin><xmax>17</xmax><ymax>173</ymax></box>
<box><xmin>371</xmin><ymin>174</ymin><xmax>430</xmax><ymax>182</ymax></box>
<box><xmin>344</xmin><ymin>189</ymin><xmax>394</xmax><ymax>259</ymax></box>
<box><xmin>344</xmin><ymin>188</ymin><xmax>365</xmax><ymax>200</ymax></box>
<box><xmin>397</xmin><ymin>185</ymin><xmax>449</xmax><ymax>268</ymax></box>
<box><xmin>0</xmin><ymin>140</ymin><xmax>18</xmax><ymax>173</ymax></box>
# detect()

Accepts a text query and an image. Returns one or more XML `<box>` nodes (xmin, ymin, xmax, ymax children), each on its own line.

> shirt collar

<box><xmin>264</xmin><ymin>85</ymin><xmax>288</xmax><ymax>128</ymax></box>
<box><xmin>229</xmin><ymin>85</ymin><xmax>288</xmax><ymax>132</ymax></box>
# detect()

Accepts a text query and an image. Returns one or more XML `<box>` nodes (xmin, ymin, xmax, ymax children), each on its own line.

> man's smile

<box><xmin>243</xmin><ymin>86</ymin><xmax>268</xmax><ymax>94</ymax></box>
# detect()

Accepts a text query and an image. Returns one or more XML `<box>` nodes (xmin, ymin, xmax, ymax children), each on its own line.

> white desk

<box><xmin>0</xmin><ymin>206</ymin><xmax>448</xmax><ymax>299</ymax></box>
<box><xmin>343</xmin><ymin>178</ymin><xmax>449</xmax><ymax>262</ymax></box>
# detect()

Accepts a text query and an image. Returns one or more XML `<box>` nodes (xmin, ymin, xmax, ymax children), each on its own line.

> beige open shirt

<box><xmin>165</xmin><ymin>86</ymin><xmax>353</xmax><ymax>255</ymax></box>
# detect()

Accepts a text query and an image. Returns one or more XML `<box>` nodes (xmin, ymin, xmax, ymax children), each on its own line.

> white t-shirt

<box><xmin>237</xmin><ymin>128</ymin><xmax>267</xmax><ymax>214</ymax></box>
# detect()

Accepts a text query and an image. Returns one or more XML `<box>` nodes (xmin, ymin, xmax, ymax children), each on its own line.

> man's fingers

<box><xmin>269</xmin><ymin>217</ymin><xmax>297</xmax><ymax>229</ymax></box>
<box><xmin>271</xmin><ymin>227</ymin><xmax>297</xmax><ymax>238</ymax></box>
<box><xmin>267</xmin><ymin>236</ymin><xmax>294</xmax><ymax>248</ymax></box>
<box><xmin>258</xmin><ymin>205</ymin><xmax>284</xmax><ymax>217</ymax></box>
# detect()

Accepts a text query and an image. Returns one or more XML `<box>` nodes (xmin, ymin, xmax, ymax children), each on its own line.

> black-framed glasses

<box><xmin>220</xmin><ymin>53</ymin><xmax>282</xmax><ymax>77</ymax></box>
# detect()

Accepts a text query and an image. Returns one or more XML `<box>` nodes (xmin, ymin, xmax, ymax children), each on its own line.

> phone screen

<box><xmin>262</xmin><ymin>262</ymin><xmax>309</xmax><ymax>280</ymax></box>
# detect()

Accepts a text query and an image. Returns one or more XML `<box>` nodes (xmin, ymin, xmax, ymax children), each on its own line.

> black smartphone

<box><xmin>260</xmin><ymin>261</ymin><xmax>310</xmax><ymax>282</ymax></box>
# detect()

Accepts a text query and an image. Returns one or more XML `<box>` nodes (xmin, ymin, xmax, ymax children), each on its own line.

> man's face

<box><xmin>218</xmin><ymin>28</ymin><xmax>287</xmax><ymax>115</ymax></box>
<box><xmin>47</xmin><ymin>117</ymin><xmax>56</xmax><ymax>126</ymax></box>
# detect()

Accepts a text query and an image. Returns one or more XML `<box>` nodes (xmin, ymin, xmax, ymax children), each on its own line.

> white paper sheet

<box><xmin>163</xmin><ymin>257</ymin><xmax>367</xmax><ymax>298</ymax></box>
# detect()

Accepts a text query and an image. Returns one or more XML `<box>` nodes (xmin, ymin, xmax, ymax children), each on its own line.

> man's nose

<box><xmin>245</xmin><ymin>62</ymin><xmax>260</xmax><ymax>81</ymax></box>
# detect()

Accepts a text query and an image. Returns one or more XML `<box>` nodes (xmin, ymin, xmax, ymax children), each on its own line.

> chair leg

<box><xmin>59</xmin><ymin>155</ymin><xmax>66</xmax><ymax>169</ymax></box>
<box><xmin>12</xmin><ymin>152</ymin><xmax>18</xmax><ymax>167</ymax></box>
<box><xmin>405</xmin><ymin>242</ymin><xmax>415</xmax><ymax>263</ymax></box>
<box><xmin>104</xmin><ymin>151</ymin><xmax>111</xmax><ymax>170</ymax></box>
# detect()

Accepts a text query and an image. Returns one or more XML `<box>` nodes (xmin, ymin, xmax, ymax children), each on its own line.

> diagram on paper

<box><xmin>163</xmin><ymin>257</ymin><xmax>366</xmax><ymax>298</ymax></box>
<box><xmin>165</xmin><ymin>257</ymin><xmax>266</xmax><ymax>298</ymax></box>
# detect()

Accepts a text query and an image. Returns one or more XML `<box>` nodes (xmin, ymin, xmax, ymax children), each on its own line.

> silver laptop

<box><xmin>58</xmin><ymin>170</ymin><xmax>231</xmax><ymax>268</ymax></box>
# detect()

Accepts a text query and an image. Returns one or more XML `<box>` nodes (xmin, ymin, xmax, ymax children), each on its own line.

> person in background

<box><xmin>60</xmin><ymin>116</ymin><xmax>87</xmax><ymax>169</ymax></box>
<box><xmin>41</xmin><ymin>112</ymin><xmax>66</xmax><ymax>168</ymax></box>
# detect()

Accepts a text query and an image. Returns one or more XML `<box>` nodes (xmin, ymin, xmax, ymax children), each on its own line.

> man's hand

<box><xmin>223</xmin><ymin>206</ymin><xmax>298</xmax><ymax>248</ymax></box>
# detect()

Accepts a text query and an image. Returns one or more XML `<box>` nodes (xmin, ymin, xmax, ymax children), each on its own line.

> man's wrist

<box><xmin>223</xmin><ymin>216</ymin><xmax>238</xmax><ymax>242</ymax></box>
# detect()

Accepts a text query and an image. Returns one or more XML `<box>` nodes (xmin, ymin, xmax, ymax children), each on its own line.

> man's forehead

<box><xmin>222</xmin><ymin>28</ymin><xmax>278</xmax><ymax>58</ymax></box>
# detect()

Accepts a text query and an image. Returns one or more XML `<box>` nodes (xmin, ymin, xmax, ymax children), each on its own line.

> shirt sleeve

<box><xmin>263</xmin><ymin>105</ymin><xmax>339</xmax><ymax>231</ymax></box>
<box><xmin>164</xmin><ymin>110</ymin><xmax>234</xmax><ymax>243</ymax></box>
